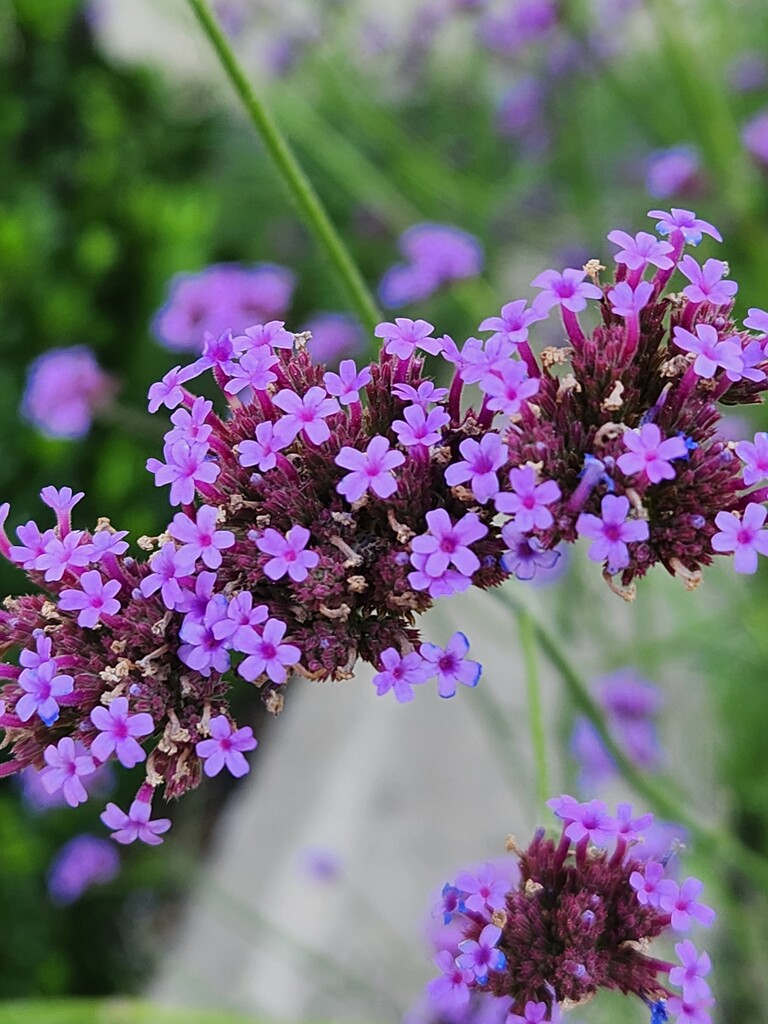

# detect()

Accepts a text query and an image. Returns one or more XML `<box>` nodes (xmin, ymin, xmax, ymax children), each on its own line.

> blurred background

<box><xmin>2</xmin><ymin>0</ymin><xmax>768</xmax><ymax>1021</ymax></box>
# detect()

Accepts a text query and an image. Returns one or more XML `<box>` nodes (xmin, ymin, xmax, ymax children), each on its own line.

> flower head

<box><xmin>21</xmin><ymin>346</ymin><xmax>117</xmax><ymax>439</ymax></box>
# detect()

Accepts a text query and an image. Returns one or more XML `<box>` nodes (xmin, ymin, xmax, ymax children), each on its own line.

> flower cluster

<box><xmin>426</xmin><ymin>798</ymin><xmax>715</xmax><ymax>1024</ymax></box>
<box><xmin>379</xmin><ymin>223</ymin><xmax>484</xmax><ymax>307</ymax></box>
<box><xmin>21</xmin><ymin>346</ymin><xmax>117</xmax><ymax>440</ymax></box>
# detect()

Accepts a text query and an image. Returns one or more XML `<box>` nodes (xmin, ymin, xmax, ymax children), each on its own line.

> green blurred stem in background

<box><xmin>519</xmin><ymin>608</ymin><xmax>549</xmax><ymax>813</ymax></box>
<box><xmin>185</xmin><ymin>0</ymin><xmax>382</xmax><ymax>335</ymax></box>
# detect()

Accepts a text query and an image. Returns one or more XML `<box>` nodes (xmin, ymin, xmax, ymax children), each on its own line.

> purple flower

<box><xmin>36</xmin><ymin>531</ymin><xmax>92</xmax><ymax>582</ymax></box>
<box><xmin>178</xmin><ymin>598</ymin><xmax>231</xmax><ymax>677</ymax></box>
<box><xmin>480</xmin><ymin>360</ymin><xmax>540</xmax><ymax>416</ymax></box>
<box><xmin>273</xmin><ymin>386</ymin><xmax>340</xmax><ymax>444</ymax></box>
<box><xmin>420</xmin><ymin>632</ymin><xmax>481</xmax><ymax>698</ymax></box>
<box><xmin>444</xmin><ymin>433</ymin><xmax>505</xmax><ymax>504</ymax></box>
<box><xmin>648</xmin><ymin>208</ymin><xmax>722</xmax><ymax>245</ymax></box>
<box><xmin>576</xmin><ymin>494</ymin><xmax>650</xmax><ymax>573</ymax></box>
<box><xmin>507</xmin><ymin>1001</ymin><xmax>553</xmax><ymax>1024</ymax></box>
<box><xmin>90</xmin><ymin>697</ymin><xmax>154</xmax><ymax>768</ymax></box>
<box><xmin>495</xmin><ymin>465</ymin><xmax>561</xmax><ymax>532</ymax></box>
<box><xmin>379</xmin><ymin>225</ymin><xmax>483</xmax><ymax>307</ymax></box>
<box><xmin>478</xmin><ymin>300</ymin><xmax>546</xmax><ymax>346</ymax></box>
<box><xmin>455</xmin><ymin>863</ymin><xmax>511</xmax><ymax>914</ymax></box>
<box><xmin>323</xmin><ymin>359</ymin><xmax>372</xmax><ymax>404</ymax></box>
<box><xmin>296</xmin><ymin>845</ymin><xmax>343</xmax><ymax>883</ymax></box>
<box><xmin>393</xmin><ymin>404</ymin><xmax>450</xmax><ymax>449</ymax></box>
<box><xmin>47</xmin><ymin>835</ymin><xmax>120</xmax><ymax>904</ymax></box>
<box><xmin>678</xmin><ymin>256</ymin><xmax>738</xmax><ymax>306</ymax></box>
<box><xmin>742</xmin><ymin>108</ymin><xmax>768</xmax><ymax>165</ymax></box>
<box><xmin>41</xmin><ymin>737</ymin><xmax>96</xmax><ymax>807</ymax></box>
<box><xmin>563</xmin><ymin>799</ymin><xmax>617</xmax><ymax>846</ymax></box>
<box><xmin>617</xmin><ymin>423</ymin><xmax>688</xmax><ymax>484</ymax></box>
<box><xmin>147</xmin><ymin>364</ymin><xmax>201</xmax><ymax>414</ymax></box>
<box><xmin>662</xmin><ymin>877</ymin><xmax>717</xmax><ymax>931</ymax></box>
<box><xmin>530</xmin><ymin>268</ymin><xmax>602</xmax><ymax>313</ymax></box>
<box><xmin>712</xmin><ymin>503</ymin><xmax>768</xmax><ymax>573</ymax></box>
<box><xmin>615</xmin><ymin>803</ymin><xmax>654</xmax><ymax>843</ymax></box>
<box><xmin>255</xmin><ymin>525</ymin><xmax>319</xmax><ymax>582</ymax></box>
<box><xmin>168</xmin><ymin>506</ymin><xmax>235</xmax><ymax>569</ymax></box>
<box><xmin>165</xmin><ymin>396</ymin><xmax>214</xmax><ymax>447</ymax></box>
<box><xmin>408</xmin><ymin>552</ymin><xmax>473</xmax><ymax>599</ymax></box>
<box><xmin>607</xmin><ymin>280</ymin><xmax>654</xmax><ymax>318</ymax></box>
<box><xmin>645</xmin><ymin>146</ymin><xmax>701</xmax><ymax>199</ymax></box>
<box><xmin>239</xmin><ymin>320</ymin><xmax>295</xmax><ymax>351</ymax></box>
<box><xmin>456</xmin><ymin>923</ymin><xmax>507</xmax><ymax>983</ymax></box>
<box><xmin>426</xmin><ymin>949</ymin><xmax>474</xmax><ymax>1010</ymax></box>
<box><xmin>16</xmin><ymin>633</ymin><xmax>75</xmax><ymax>726</ymax></box>
<box><xmin>374</xmin><ymin>318</ymin><xmax>440</xmax><ymax>359</ymax></box>
<box><xmin>501</xmin><ymin>530</ymin><xmax>562</xmax><ymax>581</ymax></box>
<box><xmin>238</xmin><ymin>419</ymin><xmax>294</xmax><ymax>472</ymax></box>
<box><xmin>304</xmin><ymin>313</ymin><xmax>365</xmax><ymax>365</ymax></box>
<box><xmin>101</xmin><ymin>798</ymin><xmax>171</xmax><ymax>846</ymax></box>
<box><xmin>666</xmin><ymin>992</ymin><xmax>715</xmax><ymax>1024</ymax></box>
<box><xmin>196</xmin><ymin>714</ymin><xmax>257</xmax><ymax>778</ymax></box>
<box><xmin>238</xmin><ymin>618</ymin><xmax>300</xmax><ymax>684</ymax></box>
<box><xmin>434</xmin><ymin>882</ymin><xmax>465</xmax><ymax>925</ymax></box>
<box><xmin>672</xmin><ymin>324</ymin><xmax>742</xmax><ymax>379</ymax></box>
<box><xmin>139</xmin><ymin>543</ymin><xmax>197</xmax><ymax>609</ymax></box>
<box><xmin>392</xmin><ymin>381</ymin><xmax>448</xmax><ymax>407</ymax></box>
<box><xmin>411</xmin><ymin>509</ymin><xmax>488</xmax><ymax>578</ymax></box>
<box><xmin>58</xmin><ymin>570</ymin><xmax>122</xmax><ymax>628</ymax></box>
<box><xmin>607</xmin><ymin>230</ymin><xmax>675</xmax><ymax>271</ymax></box>
<box><xmin>223</xmin><ymin>346</ymin><xmax>279</xmax><ymax>395</ymax></box>
<box><xmin>735</xmin><ymin>432</ymin><xmax>768</xmax><ymax>486</ymax></box>
<box><xmin>669</xmin><ymin>940</ymin><xmax>711</xmax><ymax>1002</ymax></box>
<box><xmin>629</xmin><ymin>861</ymin><xmax>678</xmax><ymax>909</ymax></box>
<box><xmin>745</xmin><ymin>306</ymin><xmax>768</xmax><ymax>334</ymax></box>
<box><xmin>335</xmin><ymin>436</ymin><xmax>405</xmax><ymax>502</ymax></box>
<box><xmin>21</xmin><ymin>346</ymin><xmax>117</xmax><ymax>439</ymax></box>
<box><xmin>212</xmin><ymin>591</ymin><xmax>268</xmax><ymax>649</ymax></box>
<box><xmin>83</xmin><ymin>528</ymin><xmax>130</xmax><ymax>562</ymax></box>
<box><xmin>372</xmin><ymin>648</ymin><xmax>430</xmax><ymax>703</ymax></box>
<box><xmin>192</xmin><ymin>329</ymin><xmax>248</xmax><ymax>375</ymax></box>
<box><xmin>146</xmin><ymin>440</ymin><xmax>220</xmax><ymax>506</ymax></box>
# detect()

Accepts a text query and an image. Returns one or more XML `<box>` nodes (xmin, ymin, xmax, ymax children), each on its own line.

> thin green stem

<box><xmin>185</xmin><ymin>0</ymin><xmax>382</xmax><ymax>335</ymax></box>
<box><xmin>519</xmin><ymin>608</ymin><xmax>549</xmax><ymax>813</ymax></box>
<box><xmin>491</xmin><ymin>587</ymin><xmax>768</xmax><ymax>890</ymax></box>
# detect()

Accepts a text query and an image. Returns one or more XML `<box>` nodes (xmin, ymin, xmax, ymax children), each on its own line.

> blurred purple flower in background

<box><xmin>496</xmin><ymin>78</ymin><xmax>547</xmax><ymax>149</ymax></box>
<box><xmin>728</xmin><ymin>51</ymin><xmax>768</xmax><ymax>93</ymax></box>
<box><xmin>379</xmin><ymin>223</ymin><xmax>484</xmax><ymax>307</ymax></box>
<box><xmin>303</xmin><ymin>312</ymin><xmax>366</xmax><ymax>364</ymax></box>
<box><xmin>742</xmin><ymin>108</ymin><xmax>768</xmax><ymax>166</ymax></box>
<box><xmin>47</xmin><ymin>834</ymin><xmax>120</xmax><ymax>904</ymax></box>
<box><xmin>478</xmin><ymin>0</ymin><xmax>558</xmax><ymax>58</ymax></box>
<box><xmin>152</xmin><ymin>263</ymin><xmax>295</xmax><ymax>352</ymax></box>
<box><xmin>645</xmin><ymin>146</ymin><xmax>702</xmax><ymax>199</ymax></box>
<box><xmin>296</xmin><ymin>845</ymin><xmax>344</xmax><ymax>884</ymax></box>
<box><xmin>21</xmin><ymin>346</ymin><xmax>117</xmax><ymax>440</ymax></box>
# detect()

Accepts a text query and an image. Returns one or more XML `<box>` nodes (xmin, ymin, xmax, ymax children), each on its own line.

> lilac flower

<box><xmin>480</xmin><ymin>360</ymin><xmax>540</xmax><ymax>415</ymax></box>
<box><xmin>662</xmin><ymin>878</ymin><xmax>717</xmax><ymax>931</ymax></box>
<box><xmin>455</xmin><ymin>863</ymin><xmax>511</xmax><ymax>914</ymax></box>
<box><xmin>742</xmin><ymin>108</ymin><xmax>768</xmax><ymax>166</ymax></box>
<box><xmin>457</xmin><ymin>923</ymin><xmax>506</xmax><ymax>983</ymax></box>
<box><xmin>501</xmin><ymin>530</ymin><xmax>562</xmax><ymax>581</ymax></box>
<box><xmin>495</xmin><ymin>465</ymin><xmax>561</xmax><ymax>532</ymax></box>
<box><xmin>101</xmin><ymin>798</ymin><xmax>171</xmax><ymax>845</ymax></box>
<box><xmin>374</xmin><ymin>318</ymin><xmax>441</xmax><ymax>358</ymax></box>
<box><xmin>58</xmin><ymin>570</ymin><xmax>122</xmax><ymax>628</ymax></box>
<box><xmin>83</xmin><ymin>528</ymin><xmax>130</xmax><ymax>562</ymax></box>
<box><xmin>41</xmin><ymin>737</ymin><xmax>96</xmax><ymax>807</ymax></box>
<box><xmin>735</xmin><ymin>432</ymin><xmax>768</xmax><ymax>486</ymax></box>
<box><xmin>645</xmin><ymin>146</ymin><xmax>701</xmax><ymax>199</ymax></box>
<box><xmin>178</xmin><ymin>598</ymin><xmax>231</xmax><ymax>677</ymax></box>
<box><xmin>255</xmin><ymin>525</ymin><xmax>319</xmax><ymax>582</ymax></box>
<box><xmin>666</xmin><ymin>992</ymin><xmax>715</xmax><ymax>1024</ymax></box>
<box><xmin>16</xmin><ymin>640</ymin><xmax>75</xmax><ymax>726</ymax></box>
<box><xmin>296</xmin><ymin>846</ymin><xmax>343</xmax><ymax>884</ymax></box>
<box><xmin>239</xmin><ymin>320</ymin><xmax>295</xmax><ymax>351</ymax></box>
<box><xmin>411</xmin><ymin>509</ymin><xmax>488</xmax><ymax>578</ymax></box>
<box><xmin>272</xmin><ymin>386</ymin><xmax>340</xmax><ymax>444</ymax></box>
<box><xmin>678</xmin><ymin>256</ymin><xmax>738</xmax><ymax>306</ymax></box>
<box><xmin>21</xmin><ymin>346</ymin><xmax>117</xmax><ymax>439</ymax></box>
<box><xmin>90</xmin><ymin>697</ymin><xmax>154</xmax><ymax>768</ymax></box>
<box><xmin>10</xmin><ymin>520</ymin><xmax>53</xmax><ymax>569</ymax></box>
<box><xmin>576</xmin><ymin>494</ymin><xmax>650</xmax><ymax>574</ymax></box>
<box><xmin>393</xmin><ymin>404</ymin><xmax>450</xmax><ymax>449</ymax></box>
<box><xmin>427</xmin><ymin>950</ymin><xmax>474</xmax><ymax>1010</ymax></box>
<box><xmin>192</xmin><ymin>330</ymin><xmax>248</xmax><ymax>374</ymax></box>
<box><xmin>379</xmin><ymin>225</ymin><xmax>483</xmax><ymax>307</ymax></box>
<box><xmin>223</xmin><ymin>346</ymin><xmax>279</xmax><ymax>395</ymax></box>
<box><xmin>304</xmin><ymin>313</ymin><xmax>365</xmax><ymax>364</ymax></box>
<box><xmin>669</xmin><ymin>941</ymin><xmax>712</xmax><ymax>1001</ymax></box>
<box><xmin>530</xmin><ymin>268</ymin><xmax>602</xmax><ymax>313</ymax></box>
<box><xmin>434</xmin><ymin>882</ymin><xmax>465</xmax><ymax>925</ymax></box>
<box><xmin>139</xmin><ymin>543</ymin><xmax>197</xmax><ymax>609</ymax></box>
<box><xmin>607</xmin><ymin>280</ymin><xmax>654</xmax><ymax>318</ymax></box>
<box><xmin>168</xmin><ymin>506</ymin><xmax>235</xmax><ymax>569</ymax></box>
<box><xmin>420</xmin><ymin>632</ymin><xmax>481</xmax><ymax>698</ymax></box>
<box><xmin>648</xmin><ymin>208</ymin><xmax>722</xmax><ymax>245</ymax></box>
<box><xmin>563</xmin><ymin>799</ymin><xmax>617</xmax><ymax>846</ymax></box>
<box><xmin>444</xmin><ymin>434</ymin><xmax>506</xmax><ymax>504</ymax></box>
<box><xmin>712</xmin><ymin>503</ymin><xmax>768</xmax><ymax>573</ymax></box>
<box><xmin>165</xmin><ymin>397</ymin><xmax>214</xmax><ymax>446</ymax></box>
<box><xmin>238</xmin><ymin>618</ymin><xmax>300</xmax><ymax>684</ymax></box>
<box><xmin>615</xmin><ymin>803</ymin><xmax>654</xmax><ymax>843</ymax></box>
<box><xmin>176</xmin><ymin>569</ymin><xmax>216</xmax><ymax>621</ymax></box>
<box><xmin>238</xmin><ymin>419</ymin><xmax>294</xmax><ymax>472</ymax></box>
<box><xmin>617</xmin><ymin>424</ymin><xmax>688</xmax><ymax>484</ymax></box>
<box><xmin>40</xmin><ymin>486</ymin><xmax>84</xmax><ymax>524</ymax></box>
<box><xmin>744</xmin><ymin>307</ymin><xmax>768</xmax><ymax>334</ymax></box>
<box><xmin>335</xmin><ymin>436</ymin><xmax>405</xmax><ymax>502</ymax></box>
<box><xmin>508</xmin><ymin>1002</ymin><xmax>553</xmax><ymax>1024</ymax></box>
<box><xmin>146</xmin><ymin>441</ymin><xmax>220</xmax><ymax>506</ymax></box>
<box><xmin>479</xmin><ymin>301</ymin><xmax>546</xmax><ymax>347</ymax></box>
<box><xmin>212</xmin><ymin>591</ymin><xmax>268</xmax><ymax>648</ymax></box>
<box><xmin>36</xmin><ymin>531</ymin><xmax>92</xmax><ymax>582</ymax></box>
<box><xmin>496</xmin><ymin>78</ymin><xmax>545</xmax><ymax>141</ymax></box>
<box><xmin>408</xmin><ymin>552</ymin><xmax>473</xmax><ymax>599</ymax></box>
<box><xmin>47</xmin><ymin>835</ymin><xmax>120</xmax><ymax>904</ymax></box>
<box><xmin>147</xmin><ymin>364</ymin><xmax>201</xmax><ymax>414</ymax></box>
<box><xmin>195</xmin><ymin>715</ymin><xmax>257</xmax><ymax>778</ymax></box>
<box><xmin>323</xmin><ymin>359</ymin><xmax>372</xmax><ymax>404</ymax></box>
<box><xmin>672</xmin><ymin>324</ymin><xmax>742</xmax><ymax>379</ymax></box>
<box><xmin>372</xmin><ymin>648</ymin><xmax>429</xmax><ymax>703</ymax></box>
<box><xmin>629</xmin><ymin>861</ymin><xmax>678</xmax><ymax>909</ymax></box>
<box><xmin>729</xmin><ymin>51</ymin><xmax>768</xmax><ymax>92</ymax></box>
<box><xmin>392</xmin><ymin>380</ymin><xmax>449</xmax><ymax>407</ymax></box>
<box><xmin>607</xmin><ymin>230</ymin><xmax>675</xmax><ymax>271</ymax></box>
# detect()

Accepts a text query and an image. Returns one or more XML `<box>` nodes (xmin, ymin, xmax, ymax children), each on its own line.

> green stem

<box><xmin>491</xmin><ymin>587</ymin><xmax>768</xmax><ymax>890</ymax></box>
<box><xmin>185</xmin><ymin>0</ymin><xmax>382</xmax><ymax>335</ymax></box>
<box><xmin>519</xmin><ymin>607</ymin><xmax>549</xmax><ymax>813</ymax></box>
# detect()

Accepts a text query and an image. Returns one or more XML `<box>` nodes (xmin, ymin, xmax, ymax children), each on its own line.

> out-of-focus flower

<box><xmin>478</xmin><ymin>0</ymin><xmax>559</xmax><ymax>58</ymax></box>
<box><xmin>152</xmin><ymin>263</ymin><xmax>295</xmax><ymax>352</ymax></box>
<box><xmin>21</xmin><ymin>346</ymin><xmax>117</xmax><ymax>440</ymax></box>
<box><xmin>296</xmin><ymin>845</ymin><xmax>344</xmax><ymax>883</ymax></box>
<box><xmin>47</xmin><ymin>834</ymin><xmax>120</xmax><ymax>904</ymax></box>
<box><xmin>303</xmin><ymin>312</ymin><xmax>366</xmax><ymax>365</ymax></box>
<box><xmin>742</xmin><ymin>109</ymin><xmax>768</xmax><ymax>166</ymax></box>
<box><xmin>728</xmin><ymin>51</ymin><xmax>768</xmax><ymax>93</ymax></box>
<box><xmin>379</xmin><ymin>224</ymin><xmax>484</xmax><ymax>307</ymax></box>
<box><xmin>645</xmin><ymin>146</ymin><xmax>702</xmax><ymax>199</ymax></box>
<box><xmin>495</xmin><ymin>78</ymin><xmax>546</xmax><ymax>143</ymax></box>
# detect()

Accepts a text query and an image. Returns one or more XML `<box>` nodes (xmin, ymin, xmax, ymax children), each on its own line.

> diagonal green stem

<box><xmin>519</xmin><ymin>607</ymin><xmax>549</xmax><ymax>813</ymax></box>
<box><xmin>185</xmin><ymin>0</ymin><xmax>382</xmax><ymax>335</ymax></box>
<box><xmin>491</xmin><ymin>587</ymin><xmax>768</xmax><ymax>890</ymax></box>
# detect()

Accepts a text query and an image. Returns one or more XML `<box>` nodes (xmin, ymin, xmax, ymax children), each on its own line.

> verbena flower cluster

<box><xmin>427</xmin><ymin>798</ymin><xmax>715</xmax><ymax>1024</ymax></box>
<box><xmin>22</xmin><ymin>345</ymin><xmax>117</xmax><ymax>440</ymax></box>
<box><xmin>2</xmin><ymin>209</ymin><xmax>768</xmax><ymax>843</ymax></box>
